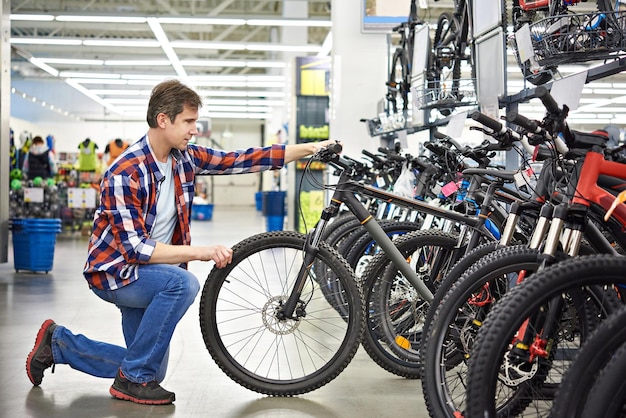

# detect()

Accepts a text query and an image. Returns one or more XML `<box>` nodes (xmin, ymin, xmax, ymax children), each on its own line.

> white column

<box><xmin>0</xmin><ymin>0</ymin><xmax>10</xmax><ymax>262</ymax></box>
<box><xmin>330</xmin><ymin>0</ymin><xmax>388</xmax><ymax>157</ymax></box>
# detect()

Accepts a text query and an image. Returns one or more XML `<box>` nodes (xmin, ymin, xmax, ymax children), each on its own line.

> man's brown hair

<box><xmin>146</xmin><ymin>79</ymin><xmax>202</xmax><ymax>128</ymax></box>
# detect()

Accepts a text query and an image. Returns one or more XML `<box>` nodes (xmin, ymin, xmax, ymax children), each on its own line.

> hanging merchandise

<box><xmin>78</xmin><ymin>138</ymin><xmax>99</xmax><ymax>172</ymax></box>
<box><xmin>17</xmin><ymin>131</ymin><xmax>32</xmax><ymax>170</ymax></box>
<box><xmin>104</xmin><ymin>138</ymin><xmax>129</xmax><ymax>166</ymax></box>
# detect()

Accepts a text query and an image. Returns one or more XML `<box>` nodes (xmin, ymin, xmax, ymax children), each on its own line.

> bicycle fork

<box><xmin>278</xmin><ymin>203</ymin><xmax>339</xmax><ymax>320</ymax></box>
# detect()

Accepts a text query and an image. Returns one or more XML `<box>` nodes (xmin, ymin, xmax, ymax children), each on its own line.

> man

<box><xmin>26</xmin><ymin>79</ymin><xmax>336</xmax><ymax>405</ymax></box>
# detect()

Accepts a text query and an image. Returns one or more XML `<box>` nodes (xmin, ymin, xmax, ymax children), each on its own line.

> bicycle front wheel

<box><xmin>199</xmin><ymin>231</ymin><xmax>364</xmax><ymax>395</ymax></box>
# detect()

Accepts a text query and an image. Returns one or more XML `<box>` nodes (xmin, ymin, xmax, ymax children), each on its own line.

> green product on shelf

<box><xmin>298</xmin><ymin>190</ymin><xmax>325</xmax><ymax>233</ymax></box>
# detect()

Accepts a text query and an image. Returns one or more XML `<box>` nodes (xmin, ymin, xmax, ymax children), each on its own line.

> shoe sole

<box><xmin>26</xmin><ymin>319</ymin><xmax>55</xmax><ymax>386</ymax></box>
<box><xmin>109</xmin><ymin>386</ymin><xmax>175</xmax><ymax>405</ymax></box>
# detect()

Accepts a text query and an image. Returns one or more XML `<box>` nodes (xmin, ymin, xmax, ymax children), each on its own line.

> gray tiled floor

<box><xmin>0</xmin><ymin>206</ymin><xmax>428</xmax><ymax>418</ymax></box>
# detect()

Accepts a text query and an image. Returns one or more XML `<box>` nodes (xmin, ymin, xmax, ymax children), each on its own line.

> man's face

<box><xmin>163</xmin><ymin>104</ymin><xmax>199</xmax><ymax>151</ymax></box>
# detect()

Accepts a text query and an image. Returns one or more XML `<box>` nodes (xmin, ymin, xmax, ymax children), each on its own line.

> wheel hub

<box><xmin>261</xmin><ymin>295</ymin><xmax>301</xmax><ymax>335</ymax></box>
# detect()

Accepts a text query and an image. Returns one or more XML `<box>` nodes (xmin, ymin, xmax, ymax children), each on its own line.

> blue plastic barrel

<box><xmin>255</xmin><ymin>191</ymin><xmax>263</xmax><ymax>211</ymax></box>
<box><xmin>10</xmin><ymin>218</ymin><xmax>62</xmax><ymax>273</ymax></box>
<box><xmin>262</xmin><ymin>191</ymin><xmax>286</xmax><ymax>231</ymax></box>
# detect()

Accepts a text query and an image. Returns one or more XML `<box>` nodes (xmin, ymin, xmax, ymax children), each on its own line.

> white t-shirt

<box><xmin>151</xmin><ymin>155</ymin><xmax>177</xmax><ymax>244</ymax></box>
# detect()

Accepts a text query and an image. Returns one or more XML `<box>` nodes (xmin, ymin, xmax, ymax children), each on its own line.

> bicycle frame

<box><xmin>282</xmin><ymin>166</ymin><xmax>514</xmax><ymax>320</ymax></box>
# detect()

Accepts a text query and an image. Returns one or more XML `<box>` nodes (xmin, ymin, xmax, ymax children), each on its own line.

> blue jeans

<box><xmin>50</xmin><ymin>264</ymin><xmax>200</xmax><ymax>384</ymax></box>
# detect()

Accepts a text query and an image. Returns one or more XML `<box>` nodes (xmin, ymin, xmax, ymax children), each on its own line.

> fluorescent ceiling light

<box><xmin>60</xmin><ymin>71</ymin><xmax>120</xmax><ymax>78</ymax></box>
<box><xmin>158</xmin><ymin>17</ymin><xmax>246</xmax><ymax>25</ymax></box>
<box><xmin>246</xmin><ymin>43</ymin><xmax>322</xmax><ymax>53</ymax></box>
<box><xmin>11</xmin><ymin>38</ymin><xmax>82</xmax><ymax>46</ymax></box>
<box><xmin>201</xmin><ymin>112</ymin><xmax>273</xmax><ymax>119</ymax></box>
<box><xmin>10</xmin><ymin>13</ymin><xmax>330</xmax><ymax>28</ymax></box>
<box><xmin>39</xmin><ymin>58</ymin><xmax>105</xmax><ymax>65</ymax></box>
<box><xmin>105</xmin><ymin>60</ymin><xmax>171</xmax><ymax>66</ymax></box>
<box><xmin>204</xmin><ymin>106</ymin><xmax>273</xmax><ymax>113</ymax></box>
<box><xmin>102</xmin><ymin>98</ymin><xmax>148</xmax><ymax>104</ymax></box>
<box><xmin>120</xmin><ymin>74</ymin><xmax>177</xmax><ymax>80</ymax></box>
<box><xmin>205</xmin><ymin>99</ymin><xmax>248</xmax><ymax>106</ymax></box>
<box><xmin>188</xmin><ymin>75</ymin><xmax>284</xmax><ymax>82</ymax></box>
<box><xmin>10</xmin><ymin>14</ymin><xmax>54</xmax><ymax>21</ymax></box>
<box><xmin>246</xmin><ymin>19</ymin><xmax>331</xmax><ymax>27</ymax></box>
<box><xmin>83</xmin><ymin>39</ymin><xmax>161</xmax><ymax>47</ymax></box>
<box><xmin>89</xmin><ymin>89</ymin><xmax>152</xmax><ymax>95</ymax></box>
<box><xmin>180</xmin><ymin>60</ymin><xmax>247</xmax><ymax>67</ymax></box>
<box><xmin>593</xmin><ymin>89</ymin><xmax>626</xmax><ymax>95</ymax></box>
<box><xmin>55</xmin><ymin>15</ymin><xmax>147</xmax><ymax>23</ymax></box>
<box><xmin>246</xmin><ymin>81</ymin><xmax>285</xmax><ymax>88</ymax></box>
<box><xmin>66</xmin><ymin>78</ymin><xmax>129</xmax><ymax>84</ymax></box>
<box><xmin>170</xmin><ymin>41</ymin><xmax>246</xmax><ymax>50</ymax></box>
<box><xmin>246</xmin><ymin>61</ymin><xmax>286</xmax><ymax>68</ymax></box>
<box><xmin>198</xmin><ymin>90</ymin><xmax>286</xmax><ymax>98</ymax></box>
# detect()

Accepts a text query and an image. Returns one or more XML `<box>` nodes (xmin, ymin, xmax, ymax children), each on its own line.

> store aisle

<box><xmin>0</xmin><ymin>206</ymin><xmax>428</xmax><ymax>418</ymax></box>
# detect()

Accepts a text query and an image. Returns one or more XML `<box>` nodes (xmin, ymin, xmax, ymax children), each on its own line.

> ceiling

<box><xmin>9</xmin><ymin>0</ymin><xmax>333</xmax><ymax>123</ymax></box>
<box><xmin>7</xmin><ymin>0</ymin><xmax>626</xmax><ymax>130</ymax></box>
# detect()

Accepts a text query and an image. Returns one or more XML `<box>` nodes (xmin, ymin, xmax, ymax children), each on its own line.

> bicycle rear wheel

<box><xmin>199</xmin><ymin>231</ymin><xmax>364</xmax><ymax>395</ymax></box>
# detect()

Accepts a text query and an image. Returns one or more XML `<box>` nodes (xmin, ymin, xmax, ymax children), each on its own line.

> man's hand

<box><xmin>199</xmin><ymin>245</ymin><xmax>233</xmax><ymax>268</ymax></box>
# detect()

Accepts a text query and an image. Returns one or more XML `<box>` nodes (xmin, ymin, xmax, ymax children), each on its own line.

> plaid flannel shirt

<box><xmin>83</xmin><ymin>134</ymin><xmax>285</xmax><ymax>290</ymax></box>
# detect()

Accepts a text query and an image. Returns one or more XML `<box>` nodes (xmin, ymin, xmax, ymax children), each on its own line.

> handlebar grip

<box><xmin>433</xmin><ymin>131</ymin><xmax>447</xmax><ymax>140</ymax></box>
<box><xmin>378</xmin><ymin>147</ymin><xmax>406</xmax><ymax>162</ymax></box>
<box><xmin>362</xmin><ymin>149</ymin><xmax>382</xmax><ymax>163</ymax></box>
<box><xmin>535</xmin><ymin>86</ymin><xmax>560</xmax><ymax>114</ymax></box>
<box><xmin>506</xmin><ymin>111</ymin><xmax>539</xmax><ymax>133</ymax></box>
<box><xmin>327</xmin><ymin>142</ymin><xmax>343</xmax><ymax>154</ymax></box>
<box><xmin>470</xmin><ymin>111</ymin><xmax>504</xmax><ymax>133</ymax></box>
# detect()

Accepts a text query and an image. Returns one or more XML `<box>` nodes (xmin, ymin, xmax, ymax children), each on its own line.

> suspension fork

<box><xmin>279</xmin><ymin>198</ymin><xmax>341</xmax><ymax>320</ymax></box>
<box><xmin>512</xmin><ymin>203</ymin><xmax>571</xmax><ymax>358</ymax></box>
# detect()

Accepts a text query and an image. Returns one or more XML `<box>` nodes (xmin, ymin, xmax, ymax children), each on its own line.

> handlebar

<box><xmin>535</xmin><ymin>86</ymin><xmax>560</xmax><ymax>115</ymax></box>
<box><xmin>377</xmin><ymin>147</ymin><xmax>407</xmax><ymax>162</ymax></box>
<box><xmin>362</xmin><ymin>149</ymin><xmax>383</xmax><ymax>163</ymax></box>
<box><xmin>470</xmin><ymin>111</ymin><xmax>505</xmax><ymax>134</ymax></box>
<box><xmin>506</xmin><ymin>110</ymin><xmax>569</xmax><ymax>155</ymax></box>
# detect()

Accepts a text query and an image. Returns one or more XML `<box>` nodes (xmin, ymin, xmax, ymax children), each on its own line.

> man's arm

<box><xmin>283</xmin><ymin>139</ymin><xmax>338</xmax><ymax>164</ymax></box>
<box><xmin>150</xmin><ymin>242</ymin><xmax>233</xmax><ymax>268</ymax></box>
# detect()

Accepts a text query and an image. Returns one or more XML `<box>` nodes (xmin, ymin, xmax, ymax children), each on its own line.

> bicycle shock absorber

<box><xmin>499</xmin><ymin>202</ymin><xmax>522</xmax><ymax>246</ymax></box>
<box><xmin>562</xmin><ymin>204</ymin><xmax>588</xmax><ymax>257</ymax></box>
<box><xmin>539</xmin><ymin>203</ymin><xmax>569</xmax><ymax>265</ymax></box>
<box><xmin>529</xmin><ymin>203</ymin><xmax>554</xmax><ymax>250</ymax></box>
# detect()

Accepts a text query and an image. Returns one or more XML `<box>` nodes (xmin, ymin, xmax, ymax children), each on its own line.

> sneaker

<box><xmin>110</xmin><ymin>369</ymin><xmax>175</xmax><ymax>405</ymax></box>
<box><xmin>26</xmin><ymin>319</ymin><xmax>57</xmax><ymax>386</ymax></box>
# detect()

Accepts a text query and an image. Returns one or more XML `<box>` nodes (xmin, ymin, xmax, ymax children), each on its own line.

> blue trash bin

<box><xmin>262</xmin><ymin>191</ymin><xmax>286</xmax><ymax>231</ymax></box>
<box><xmin>255</xmin><ymin>191</ymin><xmax>263</xmax><ymax>211</ymax></box>
<box><xmin>10</xmin><ymin>218</ymin><xmax>62</xmax><ymax>273</ymax></box>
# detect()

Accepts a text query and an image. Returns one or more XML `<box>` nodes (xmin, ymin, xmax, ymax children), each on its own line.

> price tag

<box><xmin>68</xmin><ymin>187</ymin><xmax>97</xmax><ymax>208</ymax></box>
<box><xmin>23</xmin><ymin>187</ymin><xmax>44</xmax><ymax>203</ymax></box>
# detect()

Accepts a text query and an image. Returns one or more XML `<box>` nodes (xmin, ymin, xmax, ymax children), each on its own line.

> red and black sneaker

<box><xmin>26</xmin><ymin>319</ymin><xmax>57</xmax><ymax>386</ymax></box>
<box><xmin>110</xmin><ymin>369</ymin><xmax>175</xmax><ymax>405</ymax></box>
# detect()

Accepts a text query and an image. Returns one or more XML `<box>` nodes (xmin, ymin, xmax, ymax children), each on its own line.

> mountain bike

<box><xmin>386</xmin><ymin>0</ymin><xmax>423</xmax><ymax>122</ymax></box>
